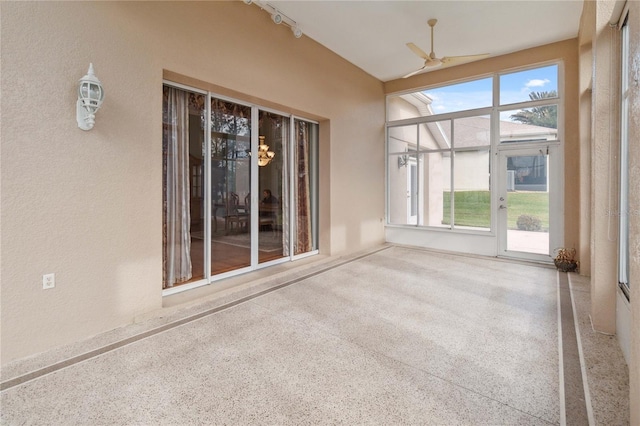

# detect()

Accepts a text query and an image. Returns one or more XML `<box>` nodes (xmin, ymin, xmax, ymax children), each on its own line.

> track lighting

<box><xmin>245</xmin><ymin>1</ymin><xmax>303</xmax><ymax>39</ymax></box>
<box><xmin>271</xmin><ymin>12</ymin><xmax>283</xmax><ymax>24</ymax></box>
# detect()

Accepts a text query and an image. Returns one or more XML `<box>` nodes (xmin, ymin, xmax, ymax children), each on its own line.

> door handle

<box><xmin>499</xmin><ymin>204</ymin><xmax>507</xmax><ymax>210</ymax></box>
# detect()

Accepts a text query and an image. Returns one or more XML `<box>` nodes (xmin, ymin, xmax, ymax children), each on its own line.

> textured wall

<box><xmin>0</xmin><ymin>1</ymin><xmax>385</xmax><ymax>364</ymax></box>
<box><xmin>625</xmin><ymin>2</ymin><xmax>640</xmax><ymax>423</ymax></box>
<box><xmin>579</xmin><ymin>1</ymin><xmax>639</xmax><ymax>423</ymax></box>
<box><xmin>578</xmin><ymin>1</ymin><xmax>594</xmax><ymax>276</ymax></box>
<box><xmin>590</xmin><ymin>0</ymin><xmax>619</xmax><ymax>334</ymax></box>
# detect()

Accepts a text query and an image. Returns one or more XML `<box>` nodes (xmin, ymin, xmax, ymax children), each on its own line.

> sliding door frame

<box><xmin>162</xmin><ymin>81</ymin><xmax>319</xmax><ymax>296</ymax></box>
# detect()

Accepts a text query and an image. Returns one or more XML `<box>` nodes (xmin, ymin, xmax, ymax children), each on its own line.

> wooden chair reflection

<box><xmin>224</xmin><ymin>193</ymin><xmax>248</xmax><ymax>234</ymax></box>
<box><xmin>259</xmin><ymin>203</ymin><xmax>278</xmax><ymax>235</ymax></box>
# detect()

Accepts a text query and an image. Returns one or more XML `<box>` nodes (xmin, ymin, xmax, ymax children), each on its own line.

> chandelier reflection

<box><xmin>258</xmin><ymin>136</ymin><xmax>276</xmax><ymax>166</ymax></box>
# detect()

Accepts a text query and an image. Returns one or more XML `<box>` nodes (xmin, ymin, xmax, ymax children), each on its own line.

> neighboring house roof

<box><xmin>498</xmin><ymin>118</ymin><xmax>558</xmax><ymax>142</ymax></box>
<box><xmin>397</xmin><ymin>95</ymin><xmax>558</xmax><ymax>149</ymax></box>
<box><xmin>441</xmin><ymin>116</ymin><xmax>557</xmax><ymax>148</ymax></box>
<box><xmin>399</xmin><ymin>92</ymin><xmax>435</xmax><ymax>116</ymax></box>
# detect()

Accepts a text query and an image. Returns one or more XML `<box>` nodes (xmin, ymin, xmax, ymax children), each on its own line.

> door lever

<box><xmin>499</xmin><ymin>204</ymin><xmax>508</xmax><ymax>210</ymax></box>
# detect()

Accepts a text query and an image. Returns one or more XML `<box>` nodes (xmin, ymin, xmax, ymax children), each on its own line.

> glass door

<box><xmin>209</xmin><ymin>98</ymin><xmax>252</xmax><ymax>276</ymax></box>
<box><xmin>256</xmin><ymin>110</ymin><xmax>288</xmax><ymax>264</ymax></box>
<box><xmin>292</xmin><ymin>118</ymin><xmax>319</xmax><ymax>256</ymax></box>
<box><xmin>497</xmin><ymin>147</ymin><xmax>559</xmax><ymax>261</ymax></box>
<box><xmin>162</xmin><ymin>86</ymin><xmax>207</xmax><ymax>289</ymax></box>
<box><xmin>163</xmin><ymin>83</ymin><xmax>319</xmax><ymax>293</ymax></box>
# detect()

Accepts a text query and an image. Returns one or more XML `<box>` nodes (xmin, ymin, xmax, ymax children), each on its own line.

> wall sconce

<box><xmin>76</xmin><ymin>63</ymin><xmax>104</xmax><ymax>131</ymax></box>
<box><xmin>258</xmin><ymin>136</ymin><xmax>276</xmax><ymax>166</ymax></box>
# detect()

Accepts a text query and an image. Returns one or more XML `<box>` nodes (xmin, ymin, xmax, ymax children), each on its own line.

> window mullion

<box><xmin>449</xmin><ymin>121</ymin><xmax>455</xmax><ymax>229</ymax></box>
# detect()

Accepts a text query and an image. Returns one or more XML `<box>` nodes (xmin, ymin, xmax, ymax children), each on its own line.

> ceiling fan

<box><xmin>403</xmin><ymin>19</ymin><xmax>489</xmax><ymax>78</ymax></box>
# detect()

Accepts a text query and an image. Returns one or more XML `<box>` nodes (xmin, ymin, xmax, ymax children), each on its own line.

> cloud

<box><xmin>424</xmin><ymin>90</ymin><xmax>492</xmax><ymax>114</ymax></box>
<box><xmin>525</xmin><ymin>79</ymin><xmax>550</xmax><ymax>89</ymax></box>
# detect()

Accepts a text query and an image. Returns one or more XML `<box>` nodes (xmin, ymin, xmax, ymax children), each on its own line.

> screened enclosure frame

<box><xmin>385</xmin><ymin>62</ymin><xmax>564</xmax><ymax>245</ymax></box>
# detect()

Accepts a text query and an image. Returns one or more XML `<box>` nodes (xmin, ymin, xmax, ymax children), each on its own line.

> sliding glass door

<box><xmin>162</xmin><ymin>86</ymin><xmax>206</xmax><ymax>288</ymax></box>
<box><xmin>210</xmin><ymin>98</ymin><xmax>252</xmax><ymax>275</ymax></box>
<box><xmin>257</xmin><ymin>110</ymin><xmax>288</xmax><ymax>264</ymax></box>
<box><xmin>162</xmin><ymin>83</ymin><xmax>318</xmax><ymax>291</ymax></box>
<box><xmin>293</xmin><ymin>118</ymin><xmax>318</xmax><ymax>255</ymax></box>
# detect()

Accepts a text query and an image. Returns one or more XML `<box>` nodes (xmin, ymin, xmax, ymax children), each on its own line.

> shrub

<box><xmin>516</xmin><ymin>214</ymin><xmax>542</xmax><ymax>231</ymax></box>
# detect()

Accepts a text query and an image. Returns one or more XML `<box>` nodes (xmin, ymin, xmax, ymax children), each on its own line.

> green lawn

<box><xmin>442</xmin><ymin>191</ymin><xmax>549</xmax><ymax>230</ymax></box>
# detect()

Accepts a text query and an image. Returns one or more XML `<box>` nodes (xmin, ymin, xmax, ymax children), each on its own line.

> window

<box><xmin>499</xmin><ymin>65</ymin><xmax>559</xmax><ymax>106</ymax></box>
<box><xmin>162</xmin><ymin>83</ymin><xmax>319</xmax><ymax>291</ymax></box>
<box><xmin>499</xmin><ymin>65</ymin><xmax>559</xmax><ymax>143</ymax></box>
<box><xmin>293</xmin><ymin>118</ymin><xmax>319</xmax><ymax>255</ymax></box>
<box><xmin>386</xmin><ymin>63</ymin><xmax>560</xmax><ymax>233</ymax></box>
<box><xmin>619</xmin><ymin>14</ymin><xmax>630</xmax><ymax>299</ymax></box>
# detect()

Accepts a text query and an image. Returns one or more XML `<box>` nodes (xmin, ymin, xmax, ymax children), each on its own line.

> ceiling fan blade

<box><xmin>406</xmin><ymin>42</ymin><xmax>429</xmax><ymax>60</ymax></box>
<box><xmin>402</xmin><ymin>20</ymin><xmax>489</xmax><ymax>78</ymax></box>
<box><xmin>402</xmin><ymin>65</ymin><xmax>428</xmax><ymax>79</ymax></box>
<box><xmin>440</xmin><ymin>53</ymin><xmax>490</xmax><ymax>65</ymax></box>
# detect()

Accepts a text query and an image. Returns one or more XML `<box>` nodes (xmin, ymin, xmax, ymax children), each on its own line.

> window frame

<box><xmin>618</xmin><ymin>11</ymin><xmax>630</xmax><ymax>300</ymax></box>
<box><xmin>385</xmin><ymin>62</ymin><xmax>562</xmax><ymax>234</ymax></box>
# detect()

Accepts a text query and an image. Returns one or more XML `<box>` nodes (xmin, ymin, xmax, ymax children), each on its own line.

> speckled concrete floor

<box><xmin>0</xmin><ymin>247</ymin><xmax>569</xmax><ymax>424</ymax></box>
<box><xmin>569</xmin><ymin>273</ymin><xmax>630</xmax><ymax>425</ymax></box>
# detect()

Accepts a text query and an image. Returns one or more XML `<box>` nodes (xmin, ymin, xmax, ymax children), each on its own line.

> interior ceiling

<box><xmin>268</xmin><ymin>1</ymin><xmax>584</xmax><ymax>82</ymax></box>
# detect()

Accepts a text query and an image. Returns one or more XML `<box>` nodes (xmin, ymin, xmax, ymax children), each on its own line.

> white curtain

<box><xmin>163</xmin><ymin>87</ymin><xmax>192</xmax><ymax>288</ymax></box>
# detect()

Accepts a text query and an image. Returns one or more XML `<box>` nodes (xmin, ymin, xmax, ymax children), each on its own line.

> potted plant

<box><xmin>553</xmin><ymin>247</ymin><xmax>579</xmax><ymax>272</ymax></box>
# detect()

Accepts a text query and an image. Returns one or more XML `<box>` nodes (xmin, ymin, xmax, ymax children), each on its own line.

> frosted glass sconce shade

<box><xmin>76</xmin><ymin>63</ymin><xmax>104</xmax><ymax>131</ymax></box>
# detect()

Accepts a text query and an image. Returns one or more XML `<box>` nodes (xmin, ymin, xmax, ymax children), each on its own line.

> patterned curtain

<box><xmin>281</xmin><ymin>120</ymin><xmax>290</xmax><ymax>257</ymax></box>
<box><xmin>162</xmin><ymin>86</ymin><xmax>192</xmax><ymax>288</ymax></box>
<box><xmin>295</xmin><ymin>120</ymin><xmax>312</xmax><ymax>254</ymax></box>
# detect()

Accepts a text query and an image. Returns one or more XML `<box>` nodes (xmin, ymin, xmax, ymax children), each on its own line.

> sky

<box><xmin>423</xmin><ymin>65</ymin><xmax>558</xmax><ymax>120</ymax></box>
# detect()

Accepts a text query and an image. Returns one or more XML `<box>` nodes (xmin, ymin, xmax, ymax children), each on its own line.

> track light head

<box><xmin>248</xmin><ymin>1</ymin><xmax>302</xmax><ymax>39</ymax></box>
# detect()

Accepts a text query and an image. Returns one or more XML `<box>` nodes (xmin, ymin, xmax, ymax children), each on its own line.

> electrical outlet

<box><xmin>42</xmin><ymin>273</ymin><xmax>55</xmax><ymax>290</ymax></box>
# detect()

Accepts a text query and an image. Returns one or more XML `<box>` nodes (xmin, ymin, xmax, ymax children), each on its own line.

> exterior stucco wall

<box><xmin>579</xmin><ymin>2</ymin><xmax>595</xmax><ymax>277</ymax></box>
<box><xmin>588</xmin><ymin>0</ymin><xmax>619</xmax><ymax>335</ymax></box>
<box><xmin>624</xmin><ymin>2</ymin><xmax>640</xmax><ymax>423</ymax></box>
<box><xmin>0</xmin><ymin>1</ymin><xmax>385</xmax><ymax>364</ymax></box>
<box><xmin>579</xmin><ymin>1</ymin><xmax>639</xmax><ymax>423</ymax></box>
